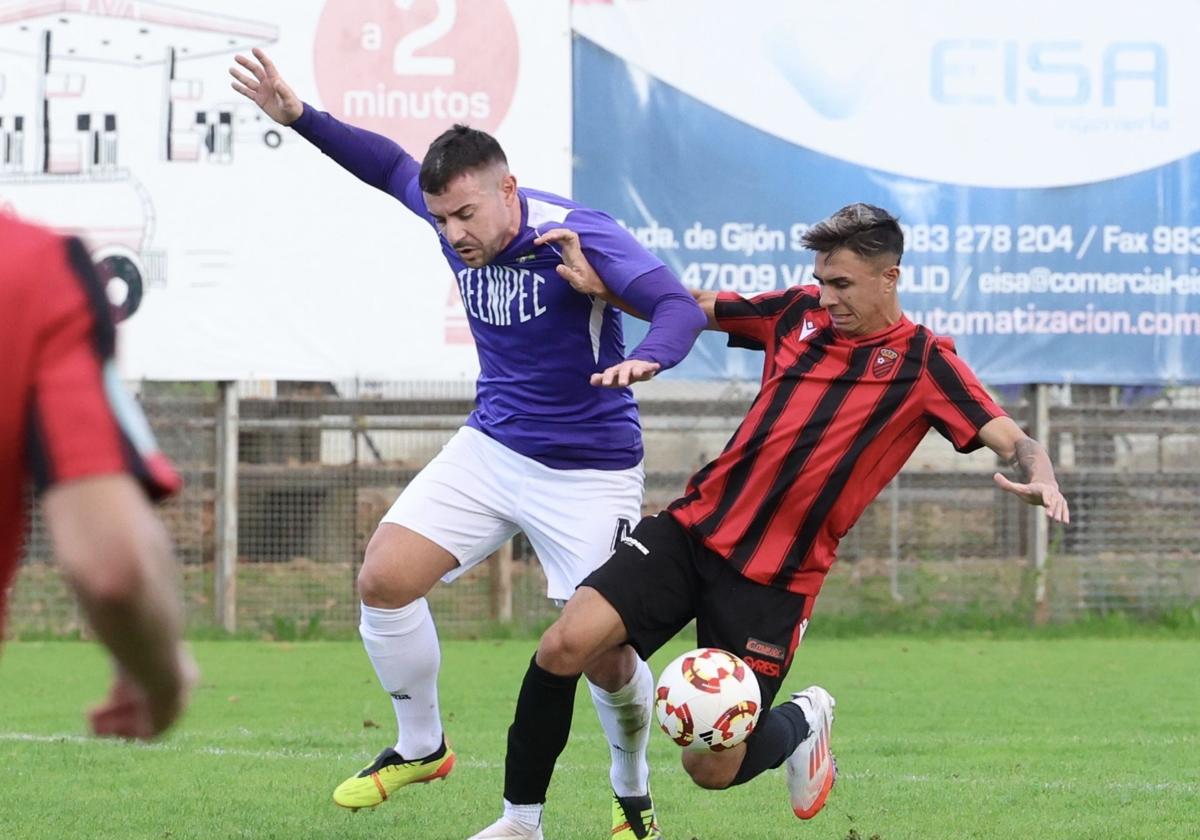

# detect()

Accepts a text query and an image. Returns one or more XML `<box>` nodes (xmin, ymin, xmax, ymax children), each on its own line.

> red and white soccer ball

<box><xmin>654</xmin><ymin>647</ymin><xmax>762</xmax><ymax>752</ymax></box>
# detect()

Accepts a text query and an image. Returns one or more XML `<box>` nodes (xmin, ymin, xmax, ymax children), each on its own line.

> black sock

<box><xmin>503</xmin><ymin>655</ymin><xmax>581</xmax><ymax>805</ymax></box>
<box><xmin>729</xmin><ymin>701</ymin><xmax>811</xmax><ymax>787</ymax></box>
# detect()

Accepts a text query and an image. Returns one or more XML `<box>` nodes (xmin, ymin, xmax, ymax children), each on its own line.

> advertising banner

<box><xmin>572</xmin><ymin>0</ymin><xmax>1200</xmax><ymax>384</ymax></box>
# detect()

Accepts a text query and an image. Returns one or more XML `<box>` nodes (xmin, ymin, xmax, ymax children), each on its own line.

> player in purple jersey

<box><xmin>231</xmin><ymin>48</ymin><xmax>704</xmax><ymax>839</ymax></box>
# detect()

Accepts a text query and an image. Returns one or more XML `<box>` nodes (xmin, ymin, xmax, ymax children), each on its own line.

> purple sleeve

<box><xmin>615</xmin><ymin>266</ymin><xmax>706</xmax><ymax>371</ymax></box>
<box><xmin>290</xmin><ymin>103</ymin><xmax>427</xmax><ymax>218</ymax></box>
<box><xmin>548</xmin><ymin>208</ymin><xmax>665</xmax><ymax>297</ymax></box>
<box><xmin>536</xmin><ymin>208</ymin><xmax>701</xmax><ymax>370</ymax></box>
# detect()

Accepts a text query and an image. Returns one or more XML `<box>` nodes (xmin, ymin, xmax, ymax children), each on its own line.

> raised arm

<box><xmin>229</xmin><ymin>47</ymin><xmax>303</xmax><ymax>125</ymax></box>
<box><xmin>977</xmin><ymin>416</ymin><xmax>1070</xmax><ymax>523</ymax></box>
<box><xmin>230</xmin><ymin>48</ymin><xmax>424</xmax><ymax>213</ymax></box>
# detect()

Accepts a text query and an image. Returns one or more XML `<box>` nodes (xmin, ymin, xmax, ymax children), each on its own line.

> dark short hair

<box><xmin>801</xmin><ymin>203</ymin><xmax>904</xmax><ymax>263</ymax></box>
<box><xmin>418</xmin><ymin>124</ymin><xmax>508</xmax><ymax>194</ymax></box>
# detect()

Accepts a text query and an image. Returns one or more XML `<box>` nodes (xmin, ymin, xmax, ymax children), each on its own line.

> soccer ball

<box><xmin>654</xmin><ymin>647</ymin><xmax>762</xmax><ymax>752</ymax></box>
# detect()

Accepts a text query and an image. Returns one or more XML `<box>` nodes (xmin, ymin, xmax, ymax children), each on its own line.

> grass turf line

<box><xmin>0</xmin><ymin>638</ymin><xmax>1195</xmax><ymax>839</ymax></box>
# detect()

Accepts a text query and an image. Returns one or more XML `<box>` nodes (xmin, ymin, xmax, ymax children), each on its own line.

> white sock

<box><xmin>502</xmin><ymin>799</ymin><xmax>543</xmax><ymax>830</ymax></box>
<box><xmin>587</xmin><ymin>656</ymin><xmax>653</xmax><ymax>797</ymax></box>
<box><xmin>359</xmin><ymin>600</ymin><xmax>443</xmax><ymax>759</ymax></box>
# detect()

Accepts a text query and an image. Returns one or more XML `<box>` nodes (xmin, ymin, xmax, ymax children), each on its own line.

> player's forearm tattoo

<box><xmin>1011</xmin><ymin>437</ymin><xmax>1043</xmax><ymax>483</ymax></box>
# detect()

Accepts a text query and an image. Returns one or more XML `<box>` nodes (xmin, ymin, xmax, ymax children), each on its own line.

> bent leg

<box><xmin>505</xmin><ymin>587</ymin><xmax>630</xmax><ymax>809</ymax></box>
<box><xmin>477</xmin><ymin>512</ymin><xmax>699</xmax><ymax>839</ymax></box>
<box><xmin>356</xmin><ymin>523</ymin><xmax>459</xmax><ymax>760</ymax></box>
<box><xmin>356</xmin><ymin>428</ymin><xmax>520</xmax><ymax>761</ymax></box>
<box><xmin>358</xmin><ymin>523</ymin><xmax>458</xmax><ymax>610</ymax></box>
<box><xmin>332</xmin><ymin>523</ymin><xmax>465</xmax><ymax>810</ymax></box>
<box><xmin>681</xmin><ymin>745</ymin><xmax>747</xmax><ymax>790</ymax></box>
<box><xmin>584</xmin><ymin>645</ymin><xmax>652</xmax><ymax>799</ymax></box>
<box><xmin>678</xmin><ymin>699</ymin><xmax>812</xmax><ymax>790</ymax></box>
<box><xmin>691</xmin><ymin>564</ymin><xmax>817</xmax><ymax>789</ymax></box>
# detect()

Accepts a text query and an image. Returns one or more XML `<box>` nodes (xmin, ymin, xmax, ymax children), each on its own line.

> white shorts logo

<box><xmin>610</xmin><ymin>517</ymin><xmax>635</xmax><ymax>552</ymax></box>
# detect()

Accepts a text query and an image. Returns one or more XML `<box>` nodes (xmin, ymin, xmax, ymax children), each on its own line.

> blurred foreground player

<box><xmin>0</xmin><ymin>214</ymin><xmax>193</xmax><ymax>740</ymax></box>
<box><xmin>470</xmin><ymin>204</ymin><xmax>1069</xmax><ymax>837</ymax></box>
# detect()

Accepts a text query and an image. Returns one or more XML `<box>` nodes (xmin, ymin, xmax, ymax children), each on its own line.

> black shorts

<box><xmin>581</xmin><ymin>512</ymin><xmax>814</xmax><ymax>709</ymax></box>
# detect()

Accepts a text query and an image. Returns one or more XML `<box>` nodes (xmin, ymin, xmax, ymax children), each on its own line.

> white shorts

<box><xmin>381</xmin><ymin>426</ymin><xmax>644</xmax><ymax>601</ymax></box>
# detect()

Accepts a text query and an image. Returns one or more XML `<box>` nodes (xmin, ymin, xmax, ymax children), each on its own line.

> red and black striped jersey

<box><xmin>669</xmin><ymin>286</ymin><xmax>1005</xmax><ymax>596</ymax></box>
<box><xmin>0</xmin><ymin>216</ymin><xmax>179</xmax><ymax>626</ymax></box>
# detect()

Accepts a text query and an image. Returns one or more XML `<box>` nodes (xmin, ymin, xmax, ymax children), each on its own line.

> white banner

<box><xmin>570</xmin><ymin>0</ymin><xmax>1199</xmax><ymax>385</ymax></box>
<box><xmin>573</xmin><ymin>0</ymin><xmax>1191</xmax><ymax>189</ymax></box>
<box><xmin>0</xmin><ymin>0</ymin><xmax>571</xmax><ymax>380</ymax></box>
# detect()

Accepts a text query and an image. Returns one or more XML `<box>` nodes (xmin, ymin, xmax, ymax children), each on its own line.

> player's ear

<box><xmin>881</xmin><ymin>264</ymin><xmax>900</xmax><ymax>292</ymax></box>
<box><xmin>500</xmin><ymin>171</ymin><xmax>517</xmax><ymax>202</ymax></box>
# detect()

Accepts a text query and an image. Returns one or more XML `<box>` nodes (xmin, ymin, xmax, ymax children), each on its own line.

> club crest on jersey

<box><xmin>872</xmin><ymin>347</ymin><xmax>899</xmax><ymax>378</ymax></box>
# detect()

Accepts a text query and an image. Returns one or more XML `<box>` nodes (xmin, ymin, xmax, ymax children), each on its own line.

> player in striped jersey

<box><xmin>469</xmin><ymin>203</ymin><xmax>1069</xmax><ymax>835</ymax></box>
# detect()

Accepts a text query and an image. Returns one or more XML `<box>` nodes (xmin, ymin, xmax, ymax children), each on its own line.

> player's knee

<box><xmin>536</xmin><ymin>621</ymin><xmax>593</xmax><ymax>676</ymax></box>
<box><xmin>357</xmin><ymin>541</ymin><xmax>422</xmax><ymax>608</ymax></box>
<box><xmin>687</xmin><ymin>769</ymin><xmax>731</xmax><ymax>791</ymax></box>
<box><xmin>682</xmin><ymin>752</ymin><xmax>737</xmax><ymax>790</ymax></box>
<box><xmin>357</xmin><ymin>564</ymin><xmax>415</xmax><ymax>608</ymax></box>
<box><xmin>582</xmin><ymin>643</ymin><xmax>636</xmax><ymax>691</ymax></box>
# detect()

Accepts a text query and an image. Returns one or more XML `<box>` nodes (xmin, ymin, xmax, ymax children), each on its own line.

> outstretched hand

<box><xmin>591</xmin><ymin>359</ymin><xmax>661</xmax><ymax>388</ymax></box>
<box><xmin>229</xmin><ymin>48</ymin><xmax>303</xmax><ymax>126</ymax></box>
<box><xmin>534</xmin><ymin>228</ymin><xmax>609</xmax><ymax>298</ymax></box>
<box><xmin>992</xmin><ymin>472</ymin><xmax>1070</xmax><ymax>523</ymax></box>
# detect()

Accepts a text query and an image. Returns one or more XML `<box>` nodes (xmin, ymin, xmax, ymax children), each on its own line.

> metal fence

<box><xmin>10</xmin><ymin>381</ymin><xmax>1200</xmax><ymax>638</ymax></box>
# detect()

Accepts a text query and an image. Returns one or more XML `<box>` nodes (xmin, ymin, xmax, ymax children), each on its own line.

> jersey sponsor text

<box><xmin>456</xmin><ymin>267</ymin><xmax>549</xmax><ymax>326</ymax></box>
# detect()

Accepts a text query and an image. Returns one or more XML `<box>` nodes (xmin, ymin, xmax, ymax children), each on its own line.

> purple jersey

<box><xmin>293</xmin><ymin>105</ymin><xmax>688</xmax><ymax>469</ymax></box>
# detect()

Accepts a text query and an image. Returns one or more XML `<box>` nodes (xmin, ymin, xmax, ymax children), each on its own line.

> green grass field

<box><xmin>1</xmin><ymin>638</ymin><xmax>1196</xmax><ymax>839</ymax></box>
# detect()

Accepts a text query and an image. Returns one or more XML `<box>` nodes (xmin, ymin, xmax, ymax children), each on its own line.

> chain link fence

<box><xmin>9</xmin><ymin>381</ymin><xmax>1200</xmax><ymax>638</ymax></box>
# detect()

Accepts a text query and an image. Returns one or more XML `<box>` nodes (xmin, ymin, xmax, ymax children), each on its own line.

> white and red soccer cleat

<box><xmin>785</xmin><ymin>685</ymin><xmax>837</xmax><ymax>820</ymax></box>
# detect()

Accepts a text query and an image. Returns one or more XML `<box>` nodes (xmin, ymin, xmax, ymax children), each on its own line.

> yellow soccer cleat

<box><xmin>333</xmin><ymin>741</ymin><xmax>455</xmax><ymax>810</ymax></box>
<box><xmin>611</xmin><ymin>791</ymin><xmax>661</xmax><ymax>839</ymax></box>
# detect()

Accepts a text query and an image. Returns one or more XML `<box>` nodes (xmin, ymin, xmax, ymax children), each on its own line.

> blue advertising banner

<box><xmin>571</xmin><ymin>1</ymin><xmax>1200</xmax><ymax>384</ymax></box>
